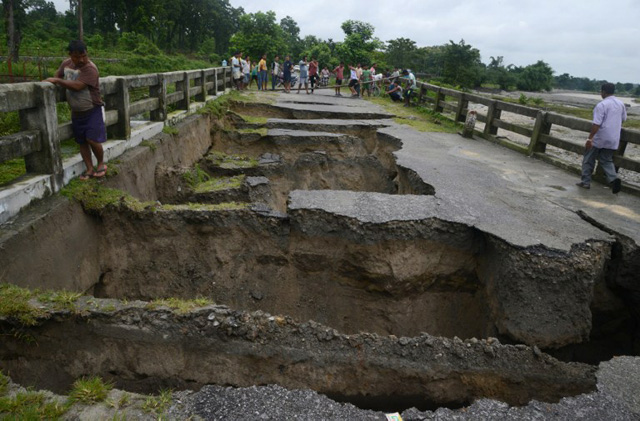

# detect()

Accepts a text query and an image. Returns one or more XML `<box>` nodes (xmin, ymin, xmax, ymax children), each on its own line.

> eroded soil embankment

<box><xmin>86</xmin><ymin>198</ymin><xmax>612</xmax><ymax>351</ymax></box>
<box><xmin>0</xmin><ymin>300</ymin><xmax>597</xmax><ymax>410</ymax></box>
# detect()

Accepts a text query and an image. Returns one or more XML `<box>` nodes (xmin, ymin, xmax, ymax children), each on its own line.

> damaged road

<box><xmin>1</xmin><ymin>89</ymin><xmax>639</xmax><ymax>418</ymax></box>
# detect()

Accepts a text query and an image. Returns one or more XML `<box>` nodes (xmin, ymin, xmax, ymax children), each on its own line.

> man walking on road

<box><xmin>576</xmin><ymin>83</ymin><xmax>627</xmax><ymax>194</ymax></box>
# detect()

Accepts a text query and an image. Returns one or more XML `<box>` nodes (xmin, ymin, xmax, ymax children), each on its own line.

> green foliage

<box><xmin>515</xmin><ymin>60</ymin><xmax>554</xmax><ymax>92</ymax></box>
<box><xmin>518</xmin><ymin>94</ymin><xmax>529</xmax><ymax>105</ymax></box>
<box><xmin>440</xmin><ymin>39</ymin><xmax>484</xmax><ymax>88</ymax></box>
<box><xmin>60</xmin><ymin>178</ymin><xmax>151</xmax><ymax>212</ymax></box>
<box><xmin>385</xmin><ymin>38</ymin><xmax>418</xmax><ymax>70</ymax></box>
<box><xmin>119</xmin><ymin>32</ymin><xmax>162</xmax><ymax>56</ymax></box>
<box><xmin>334</xmin><ymin>20</ymin><xmax>382</xmax><ymax>66</ymax></box>
<box><xmin>0</xmin><ymin>371</ymin><xmax>9</xmax><ymax>395</ymax></box>
<box><xmin>197</xmin><ymin>92</ymin><xmax>233</xmax><ymax>119</ymax></box>
<box><xmin>142</xmin><ymin>389</ymin><xmax>172</xmax><ymax>415</ymax></box>
<box><xmin>68</xmin><ymin>376</ymin><xmax>113</xmax><ymax>404</ymax></box>
<box><xmin>206</xmin><ymin>151</ymin><xmax>259</xmax><ymax>169</ymax></box>
<box><xmin>229</xmin><ymin>11</ymin><xmax>287</xmax><ymax>60</ymax></box>
<box><xmin>146</xmin><ymin>297</ymin><xmax>214</xmax><ymax>314</ymax></box>
<box><xmin>36</xmin><ymin>290</ymin><xmax>82</xmax><ymax>311</ymax></box>
<box><xmin>162</xmin><ymin>202</ymin><xmax>249</xmax><ymax>211</ymax></box>
<box><xmin>0</xmin><ymin>283</ymin><xmax>48</xmax><ymax>326</ymax></box>
<box><xmin>193</xmin><ymin>175</ymin><xmax>245</xmax><ymax>193</ymax></box>
<box><xmin>486</xmin><ymin>56</ymin><xmax>517</xmax><ymax>90</ymax></box>
<box><xmin>280</xmin><ymin>15</ymin><xmax>302</xmax><ymax>57</ymax></box>
<box><xmin>0</xmin><ymin>159</ymin><xmax>26</xmax><ymax>185</ymax></box>
<box><xmin>0</xmin><ymin>391</ymin><xmax>69</xmax><ymax>419</ymax></box>
<box><xmin>183</xmin><ymin>164</ymin><xmax>210</xmax><ymax>187</ymax></box>
<box><xmin>162</xmin><ymin>126</ymin><xmax>179</xmax><ymax>135</ymax></box>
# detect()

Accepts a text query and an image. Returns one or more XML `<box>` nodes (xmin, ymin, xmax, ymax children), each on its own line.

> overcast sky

<box><xmin>51</xmin><ymin>0</ymin><xmax>639</xmax><ymax>84</ymax></box>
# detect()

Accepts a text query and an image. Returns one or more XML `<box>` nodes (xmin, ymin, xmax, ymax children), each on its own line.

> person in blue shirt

<box><xmin>386</xmin><ymin>80</ymin><xmax>403</xmax><ymax>102</ymax></box>
<box><xmin>283</xmin><ymin>55</ymin><xmax>292</xmax><ymax>93</ymax></box>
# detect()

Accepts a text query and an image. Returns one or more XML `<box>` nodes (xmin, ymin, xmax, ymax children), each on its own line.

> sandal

<box><xmin>78</xmin><ymin>170</ymin><xmax>94</xmax><ymax>180</ymax></box>
<box><xmin>92</xmin><ymin>164</ymin><xmax>108</xmax><ymax>178</ymax></box>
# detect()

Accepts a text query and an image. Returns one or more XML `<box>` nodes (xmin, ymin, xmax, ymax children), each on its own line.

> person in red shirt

<box><xmin>332</xmin><ymin>62</ymin><xmax>345</xmax><ymax>97</ymax></box>
<box><xmin>309</xmin><ymin>57</ymin><xmax>319</xmax><ymax>93</ymax></box>
<box><xmin>46</xmin><ymin>40</ymin><xmax>107</xmax><ymax>179</ymax></box>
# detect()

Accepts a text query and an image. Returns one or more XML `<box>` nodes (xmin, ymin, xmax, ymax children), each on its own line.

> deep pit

<box><xmin>1</xmin><ymin>94</ymin><xmax>638</xmax><ymax>415</ymax></box>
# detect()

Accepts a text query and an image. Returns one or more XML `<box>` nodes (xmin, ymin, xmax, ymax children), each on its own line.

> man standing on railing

<box><xmin>45</xmin><ymin>40</ymin><xmax>107</xmax><ymax>180</ymax></box>
<box><xmin>576</xmin><ymin>83</ymin><xmax>627</xmax><ymax>194</ymax></box>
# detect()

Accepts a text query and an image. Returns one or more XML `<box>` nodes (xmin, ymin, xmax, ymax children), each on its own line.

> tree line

<box><xmin>2</xmin><ymin>0</ymin><xmax>637</xmax><ymax>94</ymax></box>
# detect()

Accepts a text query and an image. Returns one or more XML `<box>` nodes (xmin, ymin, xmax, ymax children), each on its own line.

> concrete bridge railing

<box><xmin>415</xmin><ymin>82</ymin><xmax>640</xmax><ymax>183</ymax></box>
<box><xmin>0</xmin><ymin>66</ymin><xmax>232</xmax><ymax>224</ymax></box>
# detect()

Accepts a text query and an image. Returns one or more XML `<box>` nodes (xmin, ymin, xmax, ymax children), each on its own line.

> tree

<box><xmin>334</xmin><ymin>20</ymin><xmax>381</xmax><ymax>66</ymax></box>
<box><xmin>486</xmin><ymin>56</ymin><xmax>516</xmax><ymax>90</ymax></box>
<box><xmin>279</xmin><ymin>15</ymin><xmax>300</xmax><ymax>57</ymax></box>
<box><xmin>228</xmin><ymin>11</ymin><xmax>286</xmax><ymax>60</ymax></box>
<box><xmin>385</xmin><ymin>37</ymin><xmax>417</xmax><ymax>70</ymax></box>
<box><xmin>440</xmin><ymin>39</ymin><xmax>483</xmax><ymax>88</ymax></box>
<box><xmin>3</xmin><ymin>0</ymin><xmax>25</xmax><ymax>61</ymax></box>
<box><xmin>516</xmin><ymin>60</ymin><xmax>554</xmax><ymax>91</ymax></box>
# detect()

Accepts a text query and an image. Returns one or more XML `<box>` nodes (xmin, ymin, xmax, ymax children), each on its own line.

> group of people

<box><xmin>228</xmin><ymin>52</ymin><xmax>417</xmax><ymax>106</ymax></box>
<box><xmin>229</xmin><ymin>52</ymin><xmax>334</xmax><ymax>94</ymax></box>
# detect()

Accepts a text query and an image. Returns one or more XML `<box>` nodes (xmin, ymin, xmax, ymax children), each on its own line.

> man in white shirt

<box><xmin>576</xmin><ymin>83</ymin><xmax>627</xmax><ymax>194</ymax></box>
<box><xmin>231</xmin><ymin>51</ymin><xmax>242</xmax><ymax>90</ymax></box>
<box><xmin>402</xmin><ymin>69</ymin><xmax>416</xmax><ymax>107</ymax></box>
<box><xmin>271</xmin><ymin>56</ymin><xmax>280</xmax><ymax>90</ymax></box>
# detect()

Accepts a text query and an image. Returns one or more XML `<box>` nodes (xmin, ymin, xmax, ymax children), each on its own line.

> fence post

<box><xmin>213</xmin><ymin>69</ymin><xmax>219</xmax><ymax>96</ymax></box>
<box><xmin>484</xmin><ymin>100</ymin><xmax>501</xmax><ymax>136</ymax></box>
<box><xmin>176</xmin><ymin>72</ymin><xmax>190</xmax><ymax>110</ymax></box>
<box><xmin>617</xmin><ymin>131</ymin><xmax>629</xmax><ymax>158</ymax></box>
<box><xmin>434</xmin><ymin>87</ymin><xmax>445</xmax><ymax>113</ymax></box>
<box><xmin>150</xmin><ymin>73</ymin><xmax>167</xmax><ymax>121</ymax></box>
<box><xmin>528</xmin><ymin>111</ymin><xmax>550</xmax><ymax>155</ymax></box>
<box><xmin>224</xmin><ymin>67</ymin><xmax>233</xmax><ymax>91</ymax></box>
<box><xmin>105</xmin><ymin>77</ymin><xmax>130</xmax><ymax>140</ymax></box>
<box><xmin>455</xmin><ymin>93</ymin><xmax>468</xmax><ymax>123</ymax></box>
<box><xmin>196</xmin><ymin>70</ymin><xmax>207</xmax><ymax>102</ymax></box>
<box><xmin>19</xmin><ymin>83</ymin><xmax>63</xmax><ymax>190</ymax></box>
<box><xmin>418</xmin><ymin>84</ymin><xmax>426</xmax><ymax>104</ymax></box>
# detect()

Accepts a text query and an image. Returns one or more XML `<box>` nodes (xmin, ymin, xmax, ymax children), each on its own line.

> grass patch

<box><xmin>162</xmin><ymin>125</ymin><xmax>179</xmax><ymax>135</ymax></box>
<box><xmin>0</xmin><ymin>159</ymin><xmax>26</xmax><ymax>185</ymax></box>
<box><xmin>61</xmin><ymin>178</ymin><xmax>151</xmax><ymax>212</ymax></box>
<box><xmin>238</xmin><ymin>128</ymin><xmax>268</xmax><ymax>136</ymax></box>
<box><xmin>140</xmin><ymin>140</ymin><xmax>158</xmax><ymax>151</ymax></box>
<box><xmin>161</xmin><ymin>202</ymin><xmax>249</xmax><ymax>211</ymax></box>
<box><xmin>0</xmin><ymin>371</ymin><xmax>8</xmax><ymax>395</ymax></box>
<box><xmin>367</xmin><ymin>96</ymin><xmax>460</xmax><ymax>133</ymax></box>
<box><xmin>0</xmin><ymin>283</ymin><xmax>48</xmax><ymax>326</ymax></box>
<box><xmin>146</xmin><ymin>297</ymin><xmax>213</xmax><ymax>314</ymax></box>
<box><xmin>142</xmin><ymin>389</ymin><xmax>172</xmax><ymax>415</ymax></box>
<box><xmin>60</xmin><ymin>138</ymin><xmax>81</xmax><ymax>159</ymax></box>
<box><xmin>0</xmin><ymin>391</ymin><xmax>69</xmax><ymax>419</ymax></box>
<box><xmin>194</xmin><ymin>175</ymin><xmax>245</xmax><ymax>193</ymax></box>
<box><xmin>183</xmin><ymin>164</ymin><xmax>210</xmax><ymax>188</ymax></box>
<box><xmin>36</xmin><ymin>290</ymin><xmax>82</xmax><ymax>311</ymax></box>
<box><xmin>231</xmin><ymin>89</ymin><xmax>277</xmax><ymax>105</ymax></box>
<box><xmin>206</xmin><ymin>151</ymin><xmax>258</xmax><ymax>169</ymax></box>
<box><xmin>68</xmin><ymin>376</ymin><xmax>113</xmax><ymax>404</ymax></box>
<box><xmin>238</xmin><ymin>114</ymin><xmax>268</xmax><ymax>124</ymax></box>
<box><xmin>197</xmin><ymin>93</ymin><xmax>234</xmax><ymax>119</ymax></box>
<box><xmin>546</xmin><ymin>104</ymin><xmax>592</xmax><ymax>120</ymax></box>
<box><xmin>623</xmin><ymin>119</ymin><xmax>640</xmax><ymax>130</ymax></box>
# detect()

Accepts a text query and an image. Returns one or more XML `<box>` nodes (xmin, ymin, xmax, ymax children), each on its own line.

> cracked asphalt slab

<box><xmin>276</xmin><ymin>90</ymin><xmax>640</xmax><ymax>250</ymax></box>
